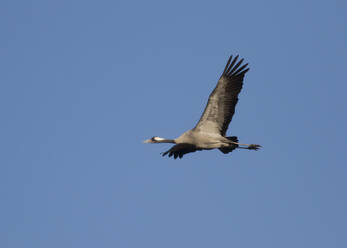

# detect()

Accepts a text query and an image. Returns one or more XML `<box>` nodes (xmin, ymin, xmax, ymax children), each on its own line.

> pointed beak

<box><xmin>143</xmin><ymin>139</ymin><xmax>152</xmax><ymax>143</ymax></box>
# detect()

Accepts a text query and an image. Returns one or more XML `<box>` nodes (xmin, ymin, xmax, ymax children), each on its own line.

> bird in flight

<box><xmin>144</xmin><ymin>55</ymin><xmax>261</xmax><ymax>159</ymax></box>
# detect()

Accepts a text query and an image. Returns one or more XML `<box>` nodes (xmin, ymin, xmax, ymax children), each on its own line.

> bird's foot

<box><xmin>247</xmin><ymin>144</ymin><xmax>262</xmax><ymax>150</ymax></box>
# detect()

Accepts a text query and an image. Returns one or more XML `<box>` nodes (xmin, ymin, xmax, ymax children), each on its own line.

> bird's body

<box><xmin>144</xmin><ymin>55</ymin><xmax>261</xmax><ymax>159</ymax></box>
<box><xmin>176</xmin><ymin>130</ymin><xmax>224</xmax><ymax>149</ymax></box>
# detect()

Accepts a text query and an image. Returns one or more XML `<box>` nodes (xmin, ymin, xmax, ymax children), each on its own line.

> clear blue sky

<box><xmin>2</xmin><ymin>0</ymin><xmax>347</xmax><ymax>247</ymax></box>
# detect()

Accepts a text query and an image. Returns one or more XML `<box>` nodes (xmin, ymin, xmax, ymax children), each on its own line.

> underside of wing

<box><xmin>161</xmin><ymin>143</ymin><xmax>200</xmax><ymax>159</ymax></box>
<box><xmin>194</xmin><ymin>55</ymin><xmax>249</xmax><ymax>136</ymax></box>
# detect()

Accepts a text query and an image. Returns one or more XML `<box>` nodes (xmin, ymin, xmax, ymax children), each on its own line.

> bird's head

<box><xmin>143</xmin><ymin>136</ymin><xmax>165</xmax><ymax>143</ymax></box>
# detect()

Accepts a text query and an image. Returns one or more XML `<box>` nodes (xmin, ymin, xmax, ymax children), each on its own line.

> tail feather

<box><xmin>219</xmin><ymin>136</ymin><xmax>239</xmax><ymax>154</ymax></box>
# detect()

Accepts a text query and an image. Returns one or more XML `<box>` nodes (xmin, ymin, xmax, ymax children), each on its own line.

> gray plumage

<box><xmin>144</xmin><ymin>55</ymin><xmax>261</xmax><ymax>159</ymax></box>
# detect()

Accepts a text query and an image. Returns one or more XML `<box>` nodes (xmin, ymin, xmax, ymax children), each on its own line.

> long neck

<box><xmin>156</xmin><ymin>138</ymin><xmax>176</xmax><ymax>144</ymax></box>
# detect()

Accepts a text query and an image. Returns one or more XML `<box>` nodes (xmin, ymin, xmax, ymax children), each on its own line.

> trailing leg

<box><xmin>228</xmin><ymin>139</ymin><xmax>262</xmax><ymax>150</ymax></box>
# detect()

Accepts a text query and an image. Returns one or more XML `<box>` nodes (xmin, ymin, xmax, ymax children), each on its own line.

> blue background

<box><xmin>2</xmin><ymin>0</ymin><xmax>347</xmax><ymax>247</ymax></box>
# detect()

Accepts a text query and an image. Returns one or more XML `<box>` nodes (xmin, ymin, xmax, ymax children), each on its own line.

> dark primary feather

<box><xmin>161</xmin><ymin>143</ymin><xmax>200</xmax><ymax>159</ymax></box>
<box><xmin>194</xmin><ymin>55</ymin><xmax>249</xmax><ymax>135</ymax></box>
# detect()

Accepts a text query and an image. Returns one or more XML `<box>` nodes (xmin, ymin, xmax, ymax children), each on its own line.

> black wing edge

<box><xmin>222</xmin><ymin>55</ymin><xmax>250</xmax><ymax>78</ymax></box>
<box><xmin>161</xmin><ymin>144</ymin><xmax>199</xmax><ymax>159</ymax></box>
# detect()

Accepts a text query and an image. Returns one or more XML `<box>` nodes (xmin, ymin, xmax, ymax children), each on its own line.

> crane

<box><xmin>144</xmin><ymin>55</ymin><xmax>261</xmax><ymax>159</ymax></box>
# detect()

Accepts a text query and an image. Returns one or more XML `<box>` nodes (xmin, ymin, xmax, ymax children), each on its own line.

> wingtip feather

<box><xmin>222</xmin><ymin>56</ymin><xmax>232</xmax><ymax>74</ymax></box>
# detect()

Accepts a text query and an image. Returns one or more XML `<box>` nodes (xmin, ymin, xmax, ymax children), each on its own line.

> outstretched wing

<box><xmin>161</xmin><ymin>144</ymin><xmax>200</xmax><ymax>159</ymax></box>
<box><xmin>194</xmin><ymin>55</ymin><xmax>249</xmax><ymax>136</ymax></box>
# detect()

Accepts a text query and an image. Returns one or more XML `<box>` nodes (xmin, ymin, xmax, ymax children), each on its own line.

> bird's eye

<box><xmin>151</xmin><ymin>137</ymin><xmax>156</xmax><ymax>141</ymax></box>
